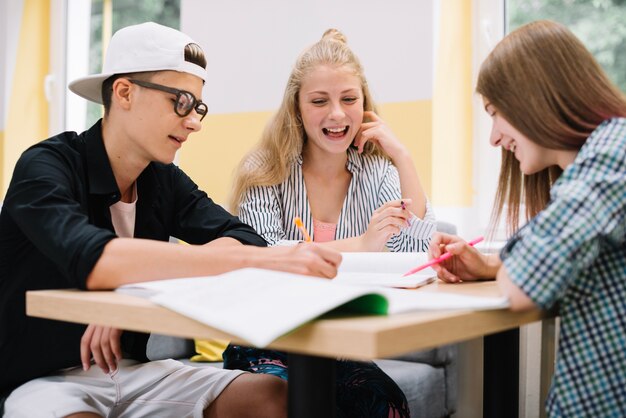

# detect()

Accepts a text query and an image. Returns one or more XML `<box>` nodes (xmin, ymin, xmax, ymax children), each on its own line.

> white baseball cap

<box><xmin>69</xmin><ymin>22</ymin><xmax>207</xmax><ymax>104</ymax></box>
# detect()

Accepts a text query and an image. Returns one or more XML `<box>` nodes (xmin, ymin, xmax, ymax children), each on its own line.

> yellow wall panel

<box><xmin>378</xmin><ymin>101</ymin><xmax>432</xmax><ymax>199</ymax></box>
<box><xmin>177</xmin><ymin>111</ymin><xmax>274</xmax><ymax>207</ymax></box>
<box><xmin>432</xmin><ymin>0</ymin><xmax>474</xmax><ymax>206</ymax></box>
<box><xmin>3</xmin><ymin>0</ymin><xmax>50</xmax><ymax>197</ymax></box>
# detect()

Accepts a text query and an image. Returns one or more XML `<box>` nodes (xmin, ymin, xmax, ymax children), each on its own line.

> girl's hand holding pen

<box><xmin>428</xmin><ymin>233</ymin><xmax>498</xmax><ymax>283</ymax></box>
<box><xmin>360</xmin><ymin>199</ymin><xmax>412</xmax><ymax>251</ymax></box>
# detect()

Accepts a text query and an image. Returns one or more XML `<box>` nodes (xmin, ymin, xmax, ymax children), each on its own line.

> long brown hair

<box><xmin>476</xmin><ymin>20</ymin><xmax>626</xmax><ymax>235</ymax></box>
<box><xmin>229</xmin><ymin>29</ymin><xmax>385</xmax><ymax>213</ymax></box>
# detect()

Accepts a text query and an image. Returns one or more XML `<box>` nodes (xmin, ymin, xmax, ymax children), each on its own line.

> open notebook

<box><xmin>335</xmin><ymin>252</ymin><xmax>436</xmax><ymax>288</ymax></box>
<box><xmin>117</xmin><ymin>268</ymin><xmax>509</xmax><ymax>347</ymax></box>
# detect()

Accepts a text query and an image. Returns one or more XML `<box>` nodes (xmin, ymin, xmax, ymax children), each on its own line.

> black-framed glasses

<box><xmin>128</xmin><ymin>79</ymin><xmax>208</xmax><ymax>121</ymax></box>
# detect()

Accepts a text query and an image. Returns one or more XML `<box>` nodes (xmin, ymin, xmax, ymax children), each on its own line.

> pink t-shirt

<box><xmin>313</xmin><ymin>218</ymin><xmax>337</xmax><ymax>243</ymax></box>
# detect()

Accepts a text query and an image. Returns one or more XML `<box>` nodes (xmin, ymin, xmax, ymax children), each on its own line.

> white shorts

<box><xmin>4</xmin><ymin>359</ymin><xmax>245</xmax><ymax>418</ymax></box>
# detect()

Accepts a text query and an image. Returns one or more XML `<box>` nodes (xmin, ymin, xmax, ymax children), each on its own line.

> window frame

<box><xmin>471</xmin><ymin>0</ymin><xmax>506</xmax><ymax>241</ymax></box>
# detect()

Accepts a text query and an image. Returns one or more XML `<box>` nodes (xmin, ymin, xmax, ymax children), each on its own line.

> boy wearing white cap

<box><xmin>0</xmin><ymin>22</ymin><xmax>340</xmax><ymax>417</ymax></box>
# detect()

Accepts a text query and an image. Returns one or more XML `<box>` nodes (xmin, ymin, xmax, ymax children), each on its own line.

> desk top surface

<box><xmin>27</xmin><ymin>280</ymin><xmax>551</xmax><ymax>359</ymax></box>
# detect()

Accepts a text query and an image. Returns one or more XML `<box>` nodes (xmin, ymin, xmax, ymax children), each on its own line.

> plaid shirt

<box><xmin>501</xmin><ymin>118</ymin><xmax>626</xmax><ymax>417</ymax></box>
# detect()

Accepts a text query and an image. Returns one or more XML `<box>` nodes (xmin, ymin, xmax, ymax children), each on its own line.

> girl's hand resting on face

<box><xmin>354</xmin><ymin>111</ymin><xmax>409</xmax><ymax>161</ymax></box>
<box><xmin>428</xmin><ymin>233</ymin><xmax>498</xmax><ymax>283</ymax></box>
<box><xmin>361</xmin><ymin>199</ymin><xmax>412</xmax><ymax>251</ymax></box>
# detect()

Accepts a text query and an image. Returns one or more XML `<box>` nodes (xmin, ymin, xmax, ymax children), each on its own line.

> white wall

<box><xmin>0</xmin><ymin>0</ymin><xmax>6</xmax><ymax>129</ymax></box>
<box><xmin>472</xmin><ymin>0</ymin><xmax>505</xmax><ymax>240</ymax></box>
<box><xmin>64</xmin><ymin>0</ymin><xmax>91</xmax><ymax>133</ymax></box>
<box><xmin>181</xmin><ymin>0</ymin><xmax>435</xmax><ymax>114</ymax></box>
<box><xmin>48</xmin><ymin>0</ymin><xmax>67</xmax><ymax>136</ymax></box>
<box><xmin>0</xmin><ymin>0</ymin><xmax>24</xmax><ymax>131</ymax></box>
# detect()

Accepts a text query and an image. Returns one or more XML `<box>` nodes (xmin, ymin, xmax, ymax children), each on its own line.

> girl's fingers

<box><xmin>377</xmin><ymin>207</ymin><xmax>411</xmax><ymax>223</ymax></box>
<box><xmin>363</xmin><ymin>110</ymin><xmax>381</xmax><ymax>123</ymax></box>
<box><xmin>441</xmin><ymin>271</ymin><xmax>461</xmax><ymax>283</ymax></box>
<box><xmin>372</xmin><ymin>215</ymin><xmax>406</xmax><ymax>233</ymax></box>
<box><xmin>353</xmin><ymin>128</ymin><xmax>364</xmax><ymax>149</ymax></box>
<box><xmin>357</xmin><ymin>133</ymin><xmax>370</xmax><ymax>153</ymax></box>
<box><xmin>428</xmin><ymin>233</ymin><xmax>462</xmax><ymax>258</ymax></box>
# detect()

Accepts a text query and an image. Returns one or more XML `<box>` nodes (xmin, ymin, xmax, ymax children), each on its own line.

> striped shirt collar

<box><xmin>295</xmin><ymin>147</ymin><xmax>364</xmax><ymax>174</ymax></box>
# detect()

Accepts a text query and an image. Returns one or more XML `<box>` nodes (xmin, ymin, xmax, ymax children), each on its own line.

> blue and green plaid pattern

<box><xmin>501</xmin><ymin>117</ymin><xmax>626</xmax><ymax>417</ymax></box>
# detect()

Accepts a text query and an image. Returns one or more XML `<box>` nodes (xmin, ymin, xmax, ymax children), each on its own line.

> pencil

<box><xmin>402</xmin><ymin>236</ymin><xmax>484</xmax><ymax>277</ymax></box>
<box><xmin>293</xmin><ymin>217</ymin><xmax>312</xmax><ymax>242</ymax></box>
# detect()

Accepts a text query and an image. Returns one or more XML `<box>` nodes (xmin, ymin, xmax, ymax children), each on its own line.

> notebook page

<box><xmin>336</xmin><ymin>252</ymin><xmax>435</xmax><ymax>288</ymax></box>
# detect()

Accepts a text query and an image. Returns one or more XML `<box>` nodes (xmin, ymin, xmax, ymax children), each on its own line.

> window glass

<box><xmin>86</xmin><ymin>0</ymin><xmax>180</xmax><ymax>127</ymax></box>
<box><xmin>507</xmin><ymin>0</ymin><xmax>626</xmax><ymax>93</ymax></box>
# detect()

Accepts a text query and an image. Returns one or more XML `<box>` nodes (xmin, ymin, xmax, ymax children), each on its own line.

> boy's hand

<box><xmin>261</xmin><ymin>243</ymin><xmax>342</xmax><ymax>279</ymax></box>
<box><xmin>80</xmin><ymin>324</ymin><xmax>123</xmax><ymax>373</ymax></box>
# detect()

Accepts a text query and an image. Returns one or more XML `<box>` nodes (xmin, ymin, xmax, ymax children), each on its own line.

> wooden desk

<box><xmin>27</xmin><ymin>281</ymin><xmax>553</xmax><ymax>418</ymax></box>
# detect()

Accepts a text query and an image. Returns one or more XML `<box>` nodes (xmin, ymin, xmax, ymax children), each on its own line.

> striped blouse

<box><xmin>238</xmin><ymin>147</ymin><xmax>436</xmax><ymax>252</ymax></box>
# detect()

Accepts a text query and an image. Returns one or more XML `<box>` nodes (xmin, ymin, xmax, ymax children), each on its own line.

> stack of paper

<box><xmin>335</xmin><ymin>252</ymin><xmax>436</xmax><ymax>288</ymax></box>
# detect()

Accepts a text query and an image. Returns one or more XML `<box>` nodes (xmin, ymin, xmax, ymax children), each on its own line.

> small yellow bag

<box><xmin>191</xmin><ymin>339</ymin><xmax>229</xmax><ymax>362</ymax></box>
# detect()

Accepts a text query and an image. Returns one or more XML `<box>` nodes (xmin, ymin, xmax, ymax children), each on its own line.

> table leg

<box><xmin>483</xmin><ymin>328</ymin><xmax>519</xmax><ymax>418</ymax></box>
<box><xmin>540</xmin><ymin>318</ymin><xmax>557</xmax><ymax>418</ymax></box>
<box><xmin>288</xmin><ymin>353</ymin><xmax>336</xmax><ymax>418</ymax></box>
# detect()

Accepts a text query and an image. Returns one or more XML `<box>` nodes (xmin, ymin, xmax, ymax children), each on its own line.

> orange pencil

<box><xmin>293</xmin><ymin>217</ymin><xmax>312</xmax><ymax>242</ymax></box>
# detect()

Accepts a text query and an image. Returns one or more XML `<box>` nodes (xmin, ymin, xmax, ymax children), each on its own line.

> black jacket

<box><xmin>0</xmin><ymin>120</ymin><xmax>265</xmax><ymax>392</ymax></box>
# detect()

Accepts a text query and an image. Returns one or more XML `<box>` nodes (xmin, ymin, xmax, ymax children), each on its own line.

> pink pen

<box><xmin>402</xmin><ymin>236</ymin><xmax>484</xmax><ymax>277</ymax></box>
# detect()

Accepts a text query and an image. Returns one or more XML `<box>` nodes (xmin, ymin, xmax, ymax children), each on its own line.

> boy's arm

<box><xmin>86</xmin><ymin>238</ymin><xmax>341</xmax><ymax>289</ymax></box>
<box><xmin>203</xmin><ymin>237</ymin><xmax>244</xmax><ymax>247</ymax></box>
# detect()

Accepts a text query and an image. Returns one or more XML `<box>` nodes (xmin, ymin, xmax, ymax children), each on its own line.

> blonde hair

<box><xmin>229</xmin><ymin>29</ymin><xmax>385</xmax><ymax>213</ymax></box>
<box><xmin>476</xmin><ymin>20</ymin><xmax>626</xmax><ymax>235</ymax></box>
